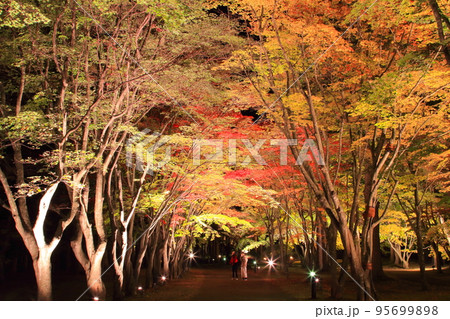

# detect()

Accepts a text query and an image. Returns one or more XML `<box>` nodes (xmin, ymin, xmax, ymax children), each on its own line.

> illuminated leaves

<box><xmin>0</xmin><ymin>0</ymin><xmax>50</xmax><ymax>28</ymax></box>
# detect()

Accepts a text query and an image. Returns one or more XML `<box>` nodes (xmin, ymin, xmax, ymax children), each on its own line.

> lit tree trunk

<box><xmin>32</xmin><ymin>182</ymin><xmax>65</xmax><ymax>300</ymax></box>
<box><xmin>88</xmin><ymin>250</ymin><xmax>107</xmax><ymax>297</ymax></box>
<box><xmin>1</xmin><ymin>169</ymin><xmax>77</xmax><ymax>300</ymax></box>
<box><xmin>33</xmin><ymin>247</ymin><xmax>53</xmax><ymax>301</ymax></box>
<box><xmin>438</xmin><ymin>214</ymin><xmax>450</xmax><ymax>247</ymax></box>
<box><xmin>388</xmin><ymin>240</ymin><xmax>412</xmax><ymax>269</ymax></box>
<box><xmin>162</xmin><ymin>233</ymin><xmax>170</xmax><ymax>277</ymax></box>
<box><xmin>70</xmin><ymin>173</ymin><xmax>107</xmax><ymax>300</ymax></box>
<box><xmin>317</xmin><ymin>217</ymin><xmax>324</xmax><ymax>271</ymax></box>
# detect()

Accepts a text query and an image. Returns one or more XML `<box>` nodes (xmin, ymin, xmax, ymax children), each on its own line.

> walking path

<box><xmin>133</xmin><ymin>265</ymin><xmax>313</xmax><ymax>301</ymax></box>
<box><xmin>130</xmin><ymin>264</ymin><xmax>450</xmax><ymax>301</ymax></box>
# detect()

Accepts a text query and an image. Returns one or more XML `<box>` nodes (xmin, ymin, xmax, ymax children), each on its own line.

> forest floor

<box><xmin>2</xmin><ymin>263</ymin><xmax>450</xmax><ymax>300</ymax></box>
<box><xmin>130</xmin><ymin>264</ymin><xmax>450</xmax><ymax>301</ymax></box>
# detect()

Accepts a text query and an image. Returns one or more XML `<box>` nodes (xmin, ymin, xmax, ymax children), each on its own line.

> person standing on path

<box><xmin>230</xmin><ymin>251</ymin><xmax>239</xmax><ymax>280</ymax></box>
<box><xmin>240</xmin><ymin>251</ymin><xmax>248</xmax><ymax>281</ymax></box>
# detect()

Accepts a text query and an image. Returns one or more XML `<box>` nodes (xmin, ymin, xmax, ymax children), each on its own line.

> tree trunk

<box><xmin>428</xmin><ymin>0</ymin><xmax>450</xmax><ymax>64</ymax></box>
<box><xmin>415</xmin><ymin>222</ymin><xmax>428</xmax><ymax>290</ymax></box>
<box><xmin>339</xmin><ymin>221</ymin><xmax>374</xmax><ymax>300</ymax></box>
<box><xmin>372</xmin><ymin>205</ymin><xmax>384</xmax><ymax>280</ymax></box>
<box><xmin>162</xmin><ymin>235</ymin><xmax>170</xmax><ymax>276</ymax></box>
<box><xmin>145</xmin><ymin>231</ymin><xmax>159</xmax><ymax>288</ymax></box>
<box><xmin>134</xmin><ymin>232</ymin><xmax>150</xmax><ymax>288</ymax></box>
<box><xmin>34</xmin><ymin>248</ymin><xmax>53</xmax><ymax>301</ymax></box>
<box><xmin>390</xmin><ymin>245</ymin><xmax>395</xmax><ymax>263</ymax></box>
<box><xmin>86</xmin><ymin>248</ymin><xmax>107</xmax><ymax>300</ymax></box>
<box><xmin>327</xmin><ymin>224</ymin><xmax>339</xmax><ymax>299</ymax></box>
<box><xmin>431</xmin><ymin>242</ymin><xmax>443</xmax><ymax>273</ymax></box>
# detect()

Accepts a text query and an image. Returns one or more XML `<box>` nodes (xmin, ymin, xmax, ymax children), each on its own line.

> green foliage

<box><xmin>0</xmin><ymin>111</ymin><xmax>55</xmax><ymax>145</ymax></box>
<box><xmin>0</xmin><ymin>0</ymin><xmax>50</xmax><ymax>28</ymax></box>
<box><xmin>381</xmin><ymin>209</ymin><xmax>416</xmax><ymax>248</ymax></box>
<box><xmin>238</xmin><ymin>238</ymin><xmax>269</xmax><ymax>252</ymax></box>
<box><xmin>190</xmin><ymin>213</ymin><xmax>254</xmax><ymax>240</ymax></box>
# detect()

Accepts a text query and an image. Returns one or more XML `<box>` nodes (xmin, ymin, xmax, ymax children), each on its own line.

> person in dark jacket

<box><xmin>230</xmin><ymin>251</ymin><xmax>239</xmax><ymax>280</ymax></box>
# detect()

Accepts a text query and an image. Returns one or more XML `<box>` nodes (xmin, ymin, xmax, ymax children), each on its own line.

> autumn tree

<box><xmin>215</xmin><ymin>0</ymin><xmax>450</xmax><ymax>299</ymax></box>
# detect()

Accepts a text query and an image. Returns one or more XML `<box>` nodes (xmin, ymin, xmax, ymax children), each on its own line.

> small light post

<box><xmin>267</xmin><ymin>259</ymin><xmax>275</xmax><ymax>276</ymax></box>
<box><xmin>253</xmin><ymin>260</ymin><xmax>257</xmax><ymax>272</ymax></box>
<box><xmin>137</xmin><ymin>286</ymin><xmax>144</xmax><ymax>295</ymax></box>
<box><xmin>188</xmin><ymin>252</ymin><xmax>194</xmax><ymax>269</ymax></box>
<box><xmin>309</xmin><ymin>271</ymin><xmax>318</xmax><ymax>299</ymax></box>
<box><xmin>92</xmin><ymin>296</ymin><xmax>100</xmax><ymax>301</ymax></box>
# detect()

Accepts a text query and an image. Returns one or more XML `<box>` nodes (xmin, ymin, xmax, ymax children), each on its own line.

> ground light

<box><xmin>93</xmin><ymin>296</ymin><xmax>100</xmax><ymax>301</ymax></box>
<box><xmin>265</xmin><ymin>258</ymin><xmax>278</xmax><ymax>276</ymax></box>
<box><xmin>309</xmin><ymin>270</ymin><xmax>318</xmax><ymax>299</ymax></box>
<box><xmin>265</xmin><ymin>258</ymin><xmax>277</xmax><ymax>273</ymax></box>
<box><xmin>187</xmin><ymin>252</ymin><xmax>195</xmax><ymax>270</ymax></box>
<box><xmin>137</xmin><ymin>286</ymin><xmax>144</xmax><ymax>295</ymax></box>
<box><xmin>161</xmin><ymin>276</ymin><xmax>166</xmax><ymax>281</ymax></box>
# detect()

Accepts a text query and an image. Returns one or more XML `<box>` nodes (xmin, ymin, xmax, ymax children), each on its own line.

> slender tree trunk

<box><xmin>415</xmin><ymin>221</ymin><xmax>428</xmax><ymax>290</ymax></box>
<box><xmin>372</xmin><ymin>205</ymin><xmax>385</xmax><ymax>280</ymax></box>
<box><xmin>327</xmin><ymin>224</ymin><xmax>339</xmax><ymax>299</ymax></box>
<box><xmin>431</xmin><ymin>242</ymin><xmax>443</xmax><ymax>273</ymax></box>
<box><xmin>145</xmin><ymin>231</ymin><xmax>159</xmax><ymax>288</ymax></box>
<box><xmin>317</xmin><ymin>220</ymin><xmax>324</xmax><ymax>271</ymax></box>
<box><xmin>162</xmin><ymin>236</ymin><xmax>170</xmax><ymax>277</ymax></box>
<box><xmin>390</xmin><ymin>245</ymin><xmax>395</xmax><ymax>263</ymax></box>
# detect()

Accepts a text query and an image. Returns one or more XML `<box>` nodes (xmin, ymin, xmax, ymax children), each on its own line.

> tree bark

<box><xmin>428</xmin><ymin>0</ymin><xmax>450</xmax><ymax>64</ymax></box>
<box><xmin>33</xmin><ymin>247</ymin><xmax>53</xmax><ymax>301</ymax></box>
<box><xmin>372</xmin><ymin>204</ymin><xmax>385</xmax><ymax>280</ymax></box>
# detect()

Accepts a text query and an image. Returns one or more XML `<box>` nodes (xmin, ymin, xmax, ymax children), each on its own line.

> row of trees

<box><xmin>212</xmin><ymin>0</ymin><xmax>450</xmax><ymax>299</ymax></box>
<box><xmin>0</xmin><ymin>0</ymin><xmax>449</xmax><ymax>301</ymax></box>
<box><xmin>0</xmin><ymin>0</ymin><xmax>269</xmax><ymax>300</ymax></box>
